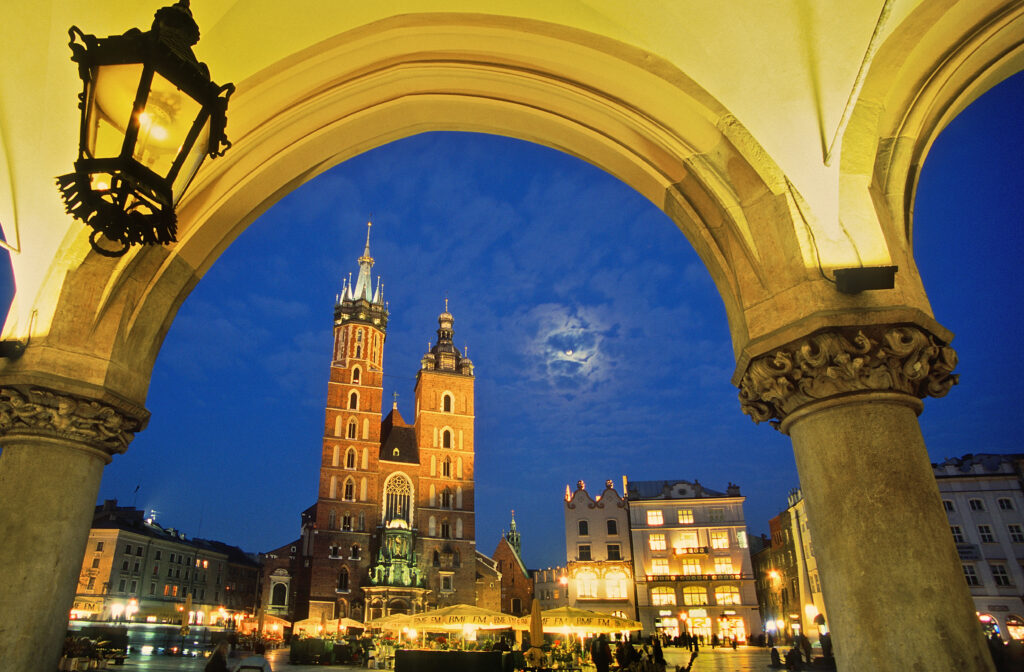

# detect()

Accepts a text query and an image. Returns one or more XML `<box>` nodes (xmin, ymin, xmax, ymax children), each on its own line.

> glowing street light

<box><xmin>57</xmin><ymin>0</ymin><xmax>233</xmax><ymax>256</ymax></box>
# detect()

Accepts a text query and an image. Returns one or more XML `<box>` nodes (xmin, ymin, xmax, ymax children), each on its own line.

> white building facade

<box><xmin>627</xmin><ymin>479</ymin><xmax>760</xmax><ymax>643</ymax></box>
<box><xmin>936</xmin><ymin>454</ymin><xmax>1024</xmax><ymax>641</ymax></box>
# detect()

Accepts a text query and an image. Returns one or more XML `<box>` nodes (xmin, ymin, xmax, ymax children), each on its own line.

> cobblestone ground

<box><xmin>109</xmin><ymin>645</ymin><xmax>773</xmax><ymax>672</ymax></box>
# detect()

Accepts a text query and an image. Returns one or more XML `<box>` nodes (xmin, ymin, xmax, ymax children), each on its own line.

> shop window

<box><xmin>651</xmin><ymin>586</ymin><xmax>676</xmax><ymax>606</ymax></box>
<box><xmin>715</xmin><ymin>586</ymin><xmax>741</xmax><ymax>605</ymax></box>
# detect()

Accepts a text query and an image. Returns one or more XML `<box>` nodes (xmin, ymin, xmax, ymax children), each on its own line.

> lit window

<box><xmin>680</xmin><ymin>558</ymin><xmax>701</xmax><ymax>575</ymax></box>
<box><xmin>998</xmin><ymin>498</ymin><xmax>1015</xmax><ymax>511</ymax></box>
<box><xmin>969</xmin><ymin>499</ymin><xmax>986</xmax><ymax>512</ymax></box>
<box><xmin>951</xmin><ymin>526</ymin><xmax>965</xmax><ymax>543</ymax></box>
<box><xmin>650</xmin><ymin>586</ymin><xmax>676</xmax><ymax>606</ymax></box>
<box><xmin>605</xmin><ymin>572</ymin><xmax>627</xmax><ymax>599</ymax></box>
<box><xmin>963</xmin><ymin>564</ymin><xmax>980</xmax><ymax>586</ymax></box>
<box><xmin>651</xmin><ymin>559</ymin><xmax>670</xmax><ymax>575</ymax></box>
<box><xmin>607</xmin><ymin>519</ymin><xmax>618</xmax><ymax>535</ymax></box>
<box><xmin>714</xmin><ymin>558</ymin><xmax>734</xmax><ymax>575</ymax></box>
<box><xmin>677</xmin><ymin>509</ymin><xmax>694</xmax><ymax>524</ymax></box>
<box><xmin>607</xmin><ymin>544</ymin><xmax>621</xmax><ymax>561</ymax></box>
<box><xmin>578</xmin><ymin>545</ymin><xmax>592</xmax><ymax>561</ymax></box>
<box><xmin>943</xmin><ymin>500</ymin><xmax>955</xmax><ymax>513</ymax></box>
<box><xmin>1008</xmin><ymin>524</ymin><xmax>1024</xmax><ymax>543</ymax></box>
<box><xmin>577</xmin><ymin>572</ymin><xmax>598</xmax><ymax>598</ymax></box>
<box><xmin>578</xmin><ymin>520</ymin><xmax>589</xmax><ymax>536</ymax></box>
<box><xmin>647</xmin><ymin>510</ymin><xmax>664</xmax><ymax>526</ymax></box>
<box><xmin>979</xmin><ymin>525</ymin><xmax>996</xmax><ymax>543</ymax></box>
<box><xmin>714</xmin><ymin>586</ymin><xmax>741</xmax><ymax>605</ymax></box>
<box><xmin>991</xmin><ymin>564</ymin><xmax>1012</xmax><ymax>586</ymax></box>
<box><xmin>710</xmin><ymin>530</ymin><xmax>730</xmax><ymax>549</ymax></box>
<box><xmin>649</xmin><ymin>534</ymin><xmax>667</xmax><ymax>551</ymax></box>
<box><xmin>675</xmin><ymin>531</ymin><xmax>699</xmax><ymax>551</ymax></box>
<box><xmin>682</xmin><ymin>586</ymin><xmax>706</xmax><ymax>606</ymax></box>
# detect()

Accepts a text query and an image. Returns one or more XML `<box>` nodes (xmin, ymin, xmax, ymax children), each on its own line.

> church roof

<box><xmin>379</xmin><ymin>409</ymin><xmax>418</xmax><ymax>464</ymax></box>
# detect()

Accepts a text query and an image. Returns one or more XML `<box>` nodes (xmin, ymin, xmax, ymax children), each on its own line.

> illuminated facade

<box><xmin>935</xmin><ymin>454</ymin><xmax>1024</xmax><ymax>642</ymax></box>
<box><xmin>71</xmin><ymin>500</ymin><xmax>258</xmax><ymax>627</ymax></box>
<box><xmin>275</xmin><ymin>228</ymin><xmax>478</xmax><ymax>622</ymax></box>
<box><xmin>533</xmin><ymin>567</ymin><xmax>570</xmax><ymax>611</ymax></box>
<box><xmin>564</xmin><ymin>480</ymin><xmax>635</xmax><ymax>620</ymax></box>
<box><xmin>627</xmin><ymin>479</ymin><xmax>760</xmax><ymax>642</ymax></box>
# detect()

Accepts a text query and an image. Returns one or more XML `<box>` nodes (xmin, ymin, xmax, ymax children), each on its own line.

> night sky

<box><xmin>5</xmin><ymin>73</ymin><xmax>1023</xmax><ymax>571</ymax></box>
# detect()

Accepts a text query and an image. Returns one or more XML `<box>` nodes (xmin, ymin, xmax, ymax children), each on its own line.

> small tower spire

<box><xmin>352</xmin><ymin>221</ymin><xmax>376</xmax><ymax>302</ymax></box>
<box><xmin>506</xmin><ymin>509</ymin><xmax>522</xmax><ymax>556</ymax></box>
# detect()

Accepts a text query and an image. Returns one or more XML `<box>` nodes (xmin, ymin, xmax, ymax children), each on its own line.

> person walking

<box><xmin>205</xmin><ymin>641</ymin><xmax>230</xmax><ymax>672</ymax></box>
<box><xmin>590</xmin><ymin>634</ymin><xmax>612</xmax><ymax>672</ymax></box>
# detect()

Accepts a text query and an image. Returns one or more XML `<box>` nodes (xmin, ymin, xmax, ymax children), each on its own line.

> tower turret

<box><xmin>335</xmin><ymin>221</ymin><xmax>388</xmax><ymax>331</ymax></box>
<box><xmin>505</xmin><ymin>510</ymin><xmax>522</xmax><ymax>557</ymax></box>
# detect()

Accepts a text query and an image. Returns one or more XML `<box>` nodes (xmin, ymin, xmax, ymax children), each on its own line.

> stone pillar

<box><xmin>739</xmin><ymin>326</ymin><xmax>994</xmax><ymax>672</ymax></box>
<box><xmin>0</xmin><ymin>385</ymin><xmax>146</xmax><ymax>672</ymax></box>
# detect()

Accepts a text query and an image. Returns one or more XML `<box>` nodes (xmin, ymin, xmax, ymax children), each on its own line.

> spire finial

<box><xmin>392</xmin><ymin>390</ymin><xmax>399</xmax><ymax>410</ymax></box>
<box><xmin>445</xmin><ymin>296</ymin><xmax>449</xmax><ymax>312</ymax></box>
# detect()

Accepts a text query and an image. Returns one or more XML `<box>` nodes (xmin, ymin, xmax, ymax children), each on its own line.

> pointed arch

<box><xmin>343</xmin><ymin>477</ymin><xmax>355</xmax><ymax>501</ymax></box>
<box><xmin>428</xmin><ymin>516</ymin><xmax>437</xmax><ymax>536</ymax></box>
<box><xmin>347</xmin><ymin>418</ymin><xmax>357</xmax><ymax>439</ymax></box>
<box><xmin>456</xmin><ymin>485</ymin><xmax>463</xmax><ymax>509</ymax></box>
<box><xmin>349</xmin><ymin>390</ymin><xmax>359</xmax><ymax>410</ymax></box>
<box><xmin>361</xmin><ymin>447</ymin><xmax>368</xmax><ymax>469</ymax></box>
<box><xmin>334</xmin><ymin>416</ymin><xmax>343</xmax><ymax>437</ymax></box>
<box><xmin>455</xmin><ymin>518</ymin><xmax>463</xmax><ymax>539</ymax></box>
<box><xmin>430</xmin><ymin>455</ymin><xmax>437</xmax><ymax>476</ymax></box>
<box><xmin>332</xmin><ymin>445</ymin><xmax>340</xmax><ymax>467</ymax></box>
<box><xmin>338</xmin><ymin>566</ymin><xmax>349</xmax><ymax>592</ymax></box>
<box><xmin>351</xmin><ymin>366</ymin><xmax>361</xmax><ymax>384</ymax></box>
<box><xmin>362</xmin><ymin>418</ymin><xmax>370</xmax><ymax>439</ymax></box>
<box><xmin>456</xmin><ymin>457</ymin><xmax>463</xmax><ymax>479</ymax></box>
<box><xmin>429</xmin><ymin>484</ymin><xmax>436</xmax><ymax>507</ymax></box>
<box><xmin>442</xmin><ymin>456</ymin><xmax>452</xmax><ymax>478</ymax></box>
<box><xmin>329</xmin><ymin>475</ymin><xmax>337</xmax><ymax>499</ymax></box>
<box><xmin>345</xmin><ymin>447</ymin><xmax>357</xmax><ymax>469</ymax></box>
<box><xmin>382</xmin><ymin>472</ymin><xmax>414</xmax><ymax>525</ymax></box>
<box><xmin>328</xmin><ymin>509</ymin><xmax>337</xmax><ymax>529</ymax></box>
<box><xmin>360</xmin><ymin>477</ymin><xmax>367</xmax><ymax>501</ymax></box>
<box><xmin>442</xmin><ymin>428</ymin><xmax>452</xmax><ymax>449</ymax></box>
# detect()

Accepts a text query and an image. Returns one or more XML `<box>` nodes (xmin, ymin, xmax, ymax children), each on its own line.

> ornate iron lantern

<box><xmin>57</xmin><ymin>0</ymin><xmax>234</xmax><ymax>257</ymax></box>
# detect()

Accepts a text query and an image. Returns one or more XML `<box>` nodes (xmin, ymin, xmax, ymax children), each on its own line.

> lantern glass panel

<box><xmin>87</xmin><ymin>63</ymin><xmax>145</xmax><ymax>159</ymax></box>
<box><xmin>171</xmin><ymin>116</ymin><xmax>210</xmax><ymax>204</ymax></box>
<box><xmin>133</xmin><ymin>71</ymin><xmax>201</xmax><ymax>180</ymax></box>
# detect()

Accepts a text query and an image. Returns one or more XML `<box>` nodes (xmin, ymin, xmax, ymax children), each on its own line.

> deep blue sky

<box><xmin>6</xmin><ymin>73</ymin><xmax>1023</xmax><ymax>571</ymax></box>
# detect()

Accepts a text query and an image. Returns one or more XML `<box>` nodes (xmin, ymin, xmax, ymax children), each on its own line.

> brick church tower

<box><xmin>300</xmin><ymin>224</ymin><xmax>477</xmax><ymax>623</ymax></box>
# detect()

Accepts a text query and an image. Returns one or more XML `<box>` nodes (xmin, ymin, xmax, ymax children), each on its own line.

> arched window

<box><xmin>343</xmin><ymin>478</ymin><xmax>355</xmax><ymax>501</ymax></box>
<box><xmin>455</xmin><ymin>518</ymin><xmax>463</xmax><ymax>538</ymax></box>
<box><xmin>334</xmin><ymin>417</ymin><xmax>343</xmax><ymax>437</ymax></box>
<box><xmin>271</xmin><ymin>583</ymin><xmax>287</xmax><ymax>606</ymax></box>
<box><xmin>342</xmin><ymin>513</ymin><xmax>352</xmax><ymax>531</ymax></box>
<box><xmin>328</xmin><ymin>510</ymin><xmax>336</xmax><ymax>529</ymax></box>
<box><xmin>442</xmin><ymin>430</ymin><xmax>452</xmax><ymax>448</ymax></box>
<box><xmin>363</xmin><ymin>418</ymin><xmax>369</xmax><ymax>439</ymax></box>
<box><xmin>430</xmin><ymin>455</ymin><xmax>437</xmax><ymax>476</ymax></box>
<box><xmin>332</xmin><ymin>445</ymin><xmax>340</xmax><ymax>467</ymax></box>
<box><xmin>429</xmin><ymin>485</ymin><xmax>436</xmax><ymax>507</ymax></box>
<box><xmin>456</xmin><ymin>457</ymin><xmax>463</xmax><ymax>479</ymax></box>
<box><xmin>441</xmin><ymin>488</ymin><xmax>453</xmax><ymax>509</ymax></box>
<box><xmin>578</xmin><ymin>520</ymin><xmax>589</xmax><ymax>536</ymax></box>
<box><xmin>383</xmin><ymin>473</ymin><xmax>413</xmax><ymax>524</ymax></box>
<box><xmin>440</xmin><ymin>520</ymin><xmax>451</xmax><ymax>539</ymax></box>
<box><xmin>352</xmin><ymin>367</ymin><xmax>361</xmax><ymax>384</ymax></box>
<box><xmin>358</xmin><ymin>512</ymin><xmax>365</xmax><ymax>531</ymax></box>
<box><xmin>360</xmin><ymin>477</ymin><xmax>367</xmax><ymax>501</ymax></box>
<box><xmin>456</xmin><ymin>486</ymin><xmax>463</xmax><ymax>509</ymax></box>
<box><xmin>347</xmin><ymin>419</ymin><xmax>357</xmax><ymax>439</ymax></box>
<box><xmin>350</xmin><ymin>544</ymin><xmax>361</xmax><ymax>560</ymax></box>
<box><xmin>682</xmin><ymin>586</ymin><xmax>707</xmax><ymax>606</ymax></box>
<box><xmin>329</xmin><ymin>476</ymin><xmax>337</xmax><ymax>499</ymax></box>
<box><xmin>345</xmin><ymin>448</ymin><xmax>357</xmax><ymax>470</ymax></box>
<box><xmin>432</xmin><ymin>550</ymin><xmax>440</xmax><ymax>566</ymax></box>
<box><xmin>337</xmin><ymin>567</ymin><xmax>349</xmax><ymax>592</ymax></box>
<box><xmin>715</xmin><ymin>586</ymin><xmax>741</xmax><ymax>605</ymax></box>
<box><xmin>355</xmin><ymin>345</ymin><xmax>362</xmax><ymax>359</ymax></box>
<box><xmin>443</xmin><ymin>393</ymin><xmax>453</xmax><ymax>413</ymax></box>
<box><xmin>442</xmin><ymin>457</ymin><xmax>452</xmax><ymax>478</ymax></box>
<box><xmin>349</xmin><ymin>391</ymin><xmax>359</xmax><ymax>410</ymax></box>
<box><xmin>429</xmin><ymin>516</ymin><xmax>437</xmax><ymax>536</ymax></box>
<box><xmin>577</xmin><ymin>571</ymin><xmax>598</xmax><ymax>598</ymax></box>
<box><xmin>652</xmin><ymin>586</ymin><xmax>677</xmax><ymax>606</ymax></box>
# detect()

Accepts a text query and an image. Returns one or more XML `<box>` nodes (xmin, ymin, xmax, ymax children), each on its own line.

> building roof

<box><xmin>627</xmin><ymin>479</ymin><xmax>733</xmax><ymax>500</ymax></box>
<box><xmin>932</xmin><ymin>453</ymin><xmax>1024</xmax><ymax>476</ymax></box>
<box><xmin>379</xmin><ymin>409</ymin><xmax>419</xmax><ymax>463</ymax></box>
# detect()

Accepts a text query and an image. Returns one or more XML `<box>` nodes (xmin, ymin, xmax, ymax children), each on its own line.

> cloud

<box><xmin>516</xmin><ymin>303</ymin><xmax>616</xmax><ymax>393</ymax></box>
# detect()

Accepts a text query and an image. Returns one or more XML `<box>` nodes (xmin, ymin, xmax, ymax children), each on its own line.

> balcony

<box><xmin>645</xmin><ymin>573</ymin><xmax>746</xmax><ymax>582</ymax></box>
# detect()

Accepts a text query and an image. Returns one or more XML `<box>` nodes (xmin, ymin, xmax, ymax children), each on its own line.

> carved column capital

<box><xmin>738</xmin><ymin>325</ymin><xmax>958</xmax><ymax>429</ymax></box>
<box><xmin>0</xmin><ymin>386</ymin><xmax>148</xmax><ymax>457</ymax></box>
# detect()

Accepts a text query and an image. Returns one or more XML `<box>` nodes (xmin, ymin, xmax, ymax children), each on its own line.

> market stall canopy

<box><xmin>517</xmin><ymin>606</ymin><xmax>642</xmax><ymax>634</ymax></box>
<box><xmin>406</xmin><ymin>604</ymin><xmax>521</xmax><ymax>631</ymax></box>
<box><xmin>366</xmin><ymin>612</ymin><xmax>413</xmax><ymax>631</ymax></box>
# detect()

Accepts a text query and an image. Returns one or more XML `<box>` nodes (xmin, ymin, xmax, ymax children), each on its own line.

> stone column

<box><xmin>739</xmin><ymin>326</ymin><xmax>994</xmax><ymax>672</ymax></box>
<box><xmin>0</xmin><ymin>385</ymin><xmax>146</xmax><ymax>672</ymax></box>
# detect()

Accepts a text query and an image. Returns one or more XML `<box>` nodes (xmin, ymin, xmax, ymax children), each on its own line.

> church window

<box><xmin>429</xmin><ymin>485</ymin><xmax>436</xmax><ymax>507</ymax></box>
<box><xmin>443</xmin><ymin>393</ymin><xmax>453</xmax><ymax>413</ymax></box>
<box><xmin>383</xmin><ymin>474</ymin><xmax>412</xmax><ymax>524</ymax></box>
<box><xmin>453</xmin><ymin>550</ymin><xmax>461</xmax><ymax>567</ymax></box>
<box><xmin>343</xmin><ymin>478</ymin><xmax>355</xmax><ymax>501</ymax></box>
<box><xmin>329</xmin><ymin>476</ymin><xmax>337</xmax><ymax>499</ymax></box>
<box><xmin>363</xmin><ymin>418</ymin><xmax>369</xmax><ymax>439</ymax></box>
<box><xmin>342</xmin><ymin>514</ymin><xmax>352</xmax><ymax>531</ymax></box>
<box><xmin>356</xmin><ymin>330</ymin><xmax>363</xmax><ymax>343</ymax></box>
<box><xmin>271</xmin><ymin>583</ymin><xmax>287</xmax><ymax>606</ymax></box>
<box><xmin>345</xmin><ymin>448</ymin><xmax>357</xmax><ymax>469</ymax></box>
<box><xmin>432</xmin><ymin>550</ymin><xmax>440</xmax><ymax>567</ymax></box>
<box><xmin>442</xmin><ymin>430</ymin><xmax>452</xmax><ymax>449</ymax></box>
<box><xmin>328</xmin><ymin>510</ymin><xmax>336</xmax><ymax>529</ymax></box>
<box><xmin>578</xmin><ymin>520</ymin><xmax>589</xmax><ymax>536</ymax></box>
<box><xmin>456</xmin><ymin>486</ymin><xmax>463</xmax><ymax>509</ymax></box>
<box><xmin>456</xmin><ymin>457</ymin><xmax>463</xmax><ymax>479</ymax></box>
<box><xmin>335</xmin><ymin>417</ymin><xmax>343</xmax><ymax>437</ymax></box>
<box><xmin>455</xmin><ymin>518</ymin><xmax>463</xmax><ymax>539</ymax></box>
<box><xmin>440</xmin><ymin>521</ymin><xmax>451</xmax><ymax>539</ymax></box>
<box><xmin>349</xmin><ymin>391</ymin><xmax>358</xmax><ymax>410</ymax></box>
<box><xmin>360</xmin><ymin>477</ymin><xmax>367</xmax><ymax>501</ymax></box>
<box><xmin>361</xmin><ymin>447</ymin><xmax>368</xmax><ymax>469</ymax></box>
<box><xmin>347</xmin><ymin>420</ymin><xmax>357</xmax><ymax>439</ymax></box>
<box><xmin>337</xmin><ymin>567</ymin><xmax>349</xmax><ymax>592</ymax></box>
<box><xmin>430</xmin><ymin>455</ymin><xmax>436</xmax><ymax>476</ymax></box>
<box><xmin>350</xmin><ymin>545</ymin><xmax>361</xmax><ymax>560</ymax></box>
<box><xmin>358</xmin><ymin>512</ymin><xmax>365</xmax><ymax>532</ymax></box>
<box><xmin>332</xmin><ymin>445</ymin><xmax>340</xmax><ymax>467</ymax></box>
<box><xmin>355</xmin><ymin>345</ymin><xmax>361</xmax><ymax>358</ymax></box>
<box><xmin>352</xmin><ymin>367</ymin><xmax>361</xmax><ymax>384</ymax></box>
<box><xmin>441</xmin><ymin>488</ymin><xmax>453</xmax><ymax>509</ymax></box>
<box><xmin>429</xmin><ymin>516</ymin><xmax>437</xmax><ymax>536</ymax></box>
<box><xmin>442</xmin><ymin>457</ymin><xmax>452</xmax><ymax>478</ymax></box>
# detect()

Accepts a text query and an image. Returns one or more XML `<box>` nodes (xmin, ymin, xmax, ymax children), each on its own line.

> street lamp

<box><xmin>57</xmin><ymin>0</ymin><xmax>234</xmax><ymax>257</ymax></box>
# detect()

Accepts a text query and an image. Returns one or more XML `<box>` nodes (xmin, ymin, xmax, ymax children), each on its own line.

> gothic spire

<box><xmin>352</xmin><ymin>221</ymin><xmax>376</xmax><ymax>302</ymax></box>
<box><xmin>506</xmin><ymin>510</ymin><xmax>522</xmax><ymax>556</ymax></box>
